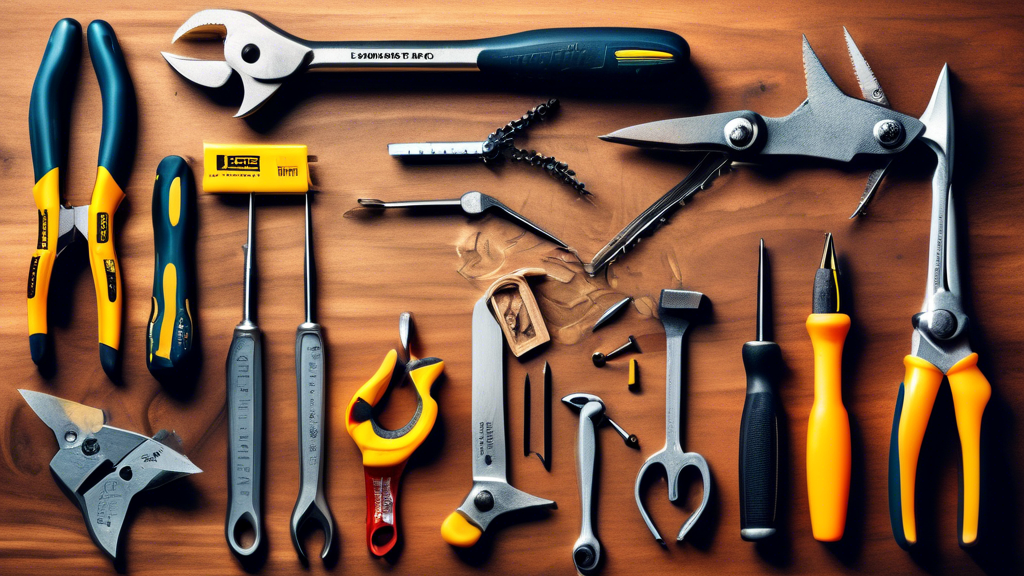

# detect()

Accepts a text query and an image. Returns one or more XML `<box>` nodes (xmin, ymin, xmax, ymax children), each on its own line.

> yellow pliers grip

<box><xmin>27</xmin><ymin>168</ymin><xmax>61</xmax><ymax>356</ymax></box>
<box><xmin>89</xmin><ymin>167</ymin><xmax>126</xmax><ymax>371</ymax></box>
<box><xmin>345</xmin><ymin>350</ymin><xmax>443</xmax><ymax>468</ymax></box>
<box><xmin>888</xmin><ymin>353</ymin><xmax>991</xmax><ymax>548</ymax></box>
<box><xmin>947</xmin><ymin>353</ymin><xmax>991</xmax><ymax>546</ymax></box>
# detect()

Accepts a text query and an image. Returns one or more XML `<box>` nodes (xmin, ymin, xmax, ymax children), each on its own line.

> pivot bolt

<box><xmin>82</xmin><ymin>438</ymin><xmax>100</xmax><ymax>456</ymax></box>
<box><xmin>724</xmin><ymin>117</ymin><xmax>757</xmax><ymax>150</ymax></box>
<box><xmin>593</xmin><ymin>335</ymin><xmax>639</xmax><ymax>367</ymax></box>
<box><xmin>474</xmin><ymin>490</ymin><xmax>494</xmax><ymax>512</ymax></box>
<box><xmin>241</xmin><ymin>44</ymin><xmax>261</xmax><ymax>64</ymax></box>
<box><xmin>874</xmin><ymin>119</ymin><xmax>904</xmax><ymax>148</ymax></box>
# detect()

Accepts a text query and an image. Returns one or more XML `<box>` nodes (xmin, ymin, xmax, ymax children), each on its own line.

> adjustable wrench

<box><xmin>162</xmin><ymin>10</ymin><xmax>689</xmax><ymax>117</ymax></box>
<box><xmin>291</xmin><ymin>191</ymin><xmax>334</xmax><ymax>560</ymax></box>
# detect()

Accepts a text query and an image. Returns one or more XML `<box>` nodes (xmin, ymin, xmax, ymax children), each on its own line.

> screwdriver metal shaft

<box><xmin>226</xmin><ymin>193</ymin><xmax>264</xmax><ymax>556</ymax></box>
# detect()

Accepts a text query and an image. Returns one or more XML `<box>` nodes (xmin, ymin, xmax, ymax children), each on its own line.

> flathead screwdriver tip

<box><xmin>819</xmin><ymin>232</ymin><xmax>837</xmax><ymax>270</ymax></box>
<box><xmin>756</xmin><ymin>239</ymin><xmax>766</xmax><ymax>342</ymax></box>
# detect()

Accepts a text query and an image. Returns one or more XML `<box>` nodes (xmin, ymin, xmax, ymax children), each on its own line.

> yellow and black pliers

<box><xmin>345</xmin><ymin>349</ymin><xmax>443</xmax><ymax>557</ymax></box>
<box><xmin>888</xmin><ymin>66</ymin><xmax>991</xmax><ymax>550</ymax></box>
<box><xmin>27</xmin><ymin>19</ymin><xmax>136</xmax><ymax>379</ymax></box>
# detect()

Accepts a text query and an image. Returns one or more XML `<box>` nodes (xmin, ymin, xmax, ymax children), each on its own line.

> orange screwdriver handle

<box><xmin>805</xmin><ymin>313</ymin><xmax>851</xmax><ymax>541</ymax></box>
<box><xmin>947</xmin><ymin>353</ymin><xmax>990</xmax><ymax>547</ymax></box>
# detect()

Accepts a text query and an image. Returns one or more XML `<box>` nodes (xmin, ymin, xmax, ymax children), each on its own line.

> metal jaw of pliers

<box><xmin>18</xmin><ymin>390</ymin><xmax>201</xmax><ymax>560</ymax></box>
<box><xmin>888</xmin><ymin>65</ymin><xmax>992</xmax><ymax>550</ymax></box>
<box><xmin>586</xmin><ymin>29</ymin><xmax>936</xmax><ymax>276</ymax></box>
<box><xmin>346</xmin><ymin>349</ymin><xmax>444</xmax><ymax>557</ymax></box>
<box><xmin>28</xmin><ymin>19</ymin><xmax>136</xmax><ymax>379</ymax></box>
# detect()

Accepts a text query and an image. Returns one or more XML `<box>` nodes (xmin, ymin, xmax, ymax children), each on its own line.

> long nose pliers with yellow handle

<box><xmin>27</xmin><ymin>19</ymin><xmax>136</xmax><ymax>379</ymax></box>
<box><xmin>346</xmin><ymin>349</ymin><xmax>443</xmax><ymax>557</ymax></box>
<box><xmin>888</xmin><ymin>65</ymin><xmax>991</xmax><ymax>550</ymax></box>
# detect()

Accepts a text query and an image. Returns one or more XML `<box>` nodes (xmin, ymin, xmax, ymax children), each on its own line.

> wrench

<box><xmin>291</xmin><ymin>191</ymin><xmax>335</xmax><ymax>560</ymax></box>
<box><xmin>635</xmin><ymin>289</ymin><xmax>712</xmax><ymax>545</ymax></box>
<box><xmin>162</xmin><ymin>10</ymin><xmax>689</xmax><ymax>117</ymax></box>
<box><xmin>563</xmin><ymin>393</ymin><xmax>638</xmax><ymax>575</ymax></box>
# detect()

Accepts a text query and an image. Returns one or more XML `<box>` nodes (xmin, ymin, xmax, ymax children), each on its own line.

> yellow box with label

<box><xmin>202</xmin><ymin>143</ymin><xmax>311</xmax><ymax>193</ymax></box>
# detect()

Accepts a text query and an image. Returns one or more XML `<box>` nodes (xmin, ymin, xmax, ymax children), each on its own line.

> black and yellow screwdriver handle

<box><xmin>147</xmin><ymin>156</ymin><xmax>195</xmax><ymax>378</ymax></box>
<box><xmin>888</xmin><ymin>353</ymin><xmax>991</xmax><ymax>549</ymax></box>
<box><xmin>27</xmin><ymin>19</ymin><xmax>136</xmax><ymax>377</ymax></box>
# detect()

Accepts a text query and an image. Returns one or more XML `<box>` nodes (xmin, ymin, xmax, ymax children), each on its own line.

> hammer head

<box><xmin>658</xmin><ymin>289</ymin><xmax>707</xmax><ymax>336</ymax></box>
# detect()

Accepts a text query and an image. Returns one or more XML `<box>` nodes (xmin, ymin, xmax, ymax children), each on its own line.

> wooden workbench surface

<box><xmin>1</xmin><ymin>1</ymin><xmax>1022</xmax><ymax>574</ymax></box>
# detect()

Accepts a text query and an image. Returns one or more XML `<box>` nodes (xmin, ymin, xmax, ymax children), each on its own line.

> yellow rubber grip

<box><xmin>27</xmin><ymin>167</ymin><xmax>61</xmax><ymax>337</ymax></box>
<box><xmin>806</xmin><ymin>313</ymin><xmax>851</xmax><ymax>541</ymax></box>
<box><xmin>441</xmin><ymin>511</ymin><xmax>482</xmax><ymax>547</ymax></box>
<box><xmin>895</xmin><ymin>355</ymin><xmax>945</xmax><ymax>546</ymax></box>
<box><xmin>88</xmin><ymin>166</ymin><xmax>125</xmax><ymax>350</ymax></box>
<box><xmin>947</xmin><ymin>353</ymin><xmax>990</xmax><ymax>546</ymax></box>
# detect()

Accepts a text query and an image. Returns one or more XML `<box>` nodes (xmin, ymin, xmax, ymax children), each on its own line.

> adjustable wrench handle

<box><xmin>226</xmin><ymin>321</ymin><xmax>263</xmax><ymax>556</ymax></box>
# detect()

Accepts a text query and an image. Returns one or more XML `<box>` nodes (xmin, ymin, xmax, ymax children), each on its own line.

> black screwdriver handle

<box><xmin>739</xmin><ymin>340</ymin><xmax>782</xmax><ymax>540</ymax></box>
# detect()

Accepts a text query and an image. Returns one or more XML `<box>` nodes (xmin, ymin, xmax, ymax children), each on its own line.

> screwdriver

<box><xmin>226</xmin><ymin>192</ymin><xmax>264</xmax><ymax>556</ymax></box>
<box><xmin>739</xmin><ymin>239</ymin><xmax>783</xmax><ymax>541</ymax></box>
<box><xmin>805</xmin><ymin>233</ymin><xmax>851</xmax><ymax>542</ymax></box>
<box><xmin>148</xmin><ymin>156</ymin><xmax>196</xmax><ymax>379</ymax></box>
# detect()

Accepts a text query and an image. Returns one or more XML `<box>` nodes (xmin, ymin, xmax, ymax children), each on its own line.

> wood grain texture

<box><xmin>1</xmin><ymin>0</ymin><xmax>1023</xmax><ymax>574</ymax></box>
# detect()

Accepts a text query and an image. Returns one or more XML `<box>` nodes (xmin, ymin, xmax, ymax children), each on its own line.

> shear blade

<box><xmin>161</xmin><ymin>53</ymin><xmax>234</xmax><ymax>88</ymax></box>
<box><xmin>171</xmin><ymin>9</ymin><xmax>252</xmax><ymax>42</ymax></box>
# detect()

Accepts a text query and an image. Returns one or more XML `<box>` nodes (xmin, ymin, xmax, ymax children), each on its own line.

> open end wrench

<box><xmin>635</xmin><ymin>289</ymin><xmax>712</xmax><ymax>545</ymax></box>
<box><xmin>291</xmin><ymin>191</ymin><xmax>334</xmax><ymax>560</ymax></box>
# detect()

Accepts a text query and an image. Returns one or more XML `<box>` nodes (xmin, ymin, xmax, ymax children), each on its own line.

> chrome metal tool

<box><xmin>563</xmin><ymin>393</ymin><xmax>638</xmax><ymax>575</ymax></box>
<box><xmin>290</xmin><ymin>191</ymin><xmax>335</xmax><ymax>561</ymax></box>
<box><xmin>358</xmin><ymin>191</ymin><xmax>568</xmax><ymax>248</ymax></box>
<box><xmin>18</xmin><ymin>390</ymin><xmax>201</xmax><ymax>559</ymax></box>
<box><xmin>441</xmin><ymin>296</ymin><xmax>556</xmax><ymax>547</ymax></box>
<box><xmin>162</xmin><ymin>10</ymin><xmax>689</xmax><ymax>117</ymax></box>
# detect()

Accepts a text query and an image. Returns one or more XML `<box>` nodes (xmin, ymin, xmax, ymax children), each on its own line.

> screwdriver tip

<box><xmin>756</xmin><ymin>239</ymin><xmax>767</xmax><ymax>342</ymax></box>
<box><xmin>819</xmin><ymin>232</ymin><xmax>837</xmax><ymax>270</ymax></box>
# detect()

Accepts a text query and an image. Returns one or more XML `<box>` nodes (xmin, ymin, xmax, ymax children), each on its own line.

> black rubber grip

<box><xmin>87</xmin><ymin>20</ymin><xmax>137</xmax><ymax>189</ymax></box>
<box><xmin>739</xmin><ymin>340</ymin><xmax>782</xmax><ymax>539</ymax></box>
<box><xmin>29</xmin><ymin>19</ymin><xmax>81</xmax><ymax>183</ymax></box>
<box><xmin>476</xmin><ymin>27</ymin><xmax>688</xmax><ymax>79</ymax></box>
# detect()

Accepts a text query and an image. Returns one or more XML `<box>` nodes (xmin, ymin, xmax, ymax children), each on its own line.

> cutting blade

<box><xmin>843</xmin><ymin>27</ymin><xmax>890</xmax><ymax>107</ymax></box>
<box><xmin>19</xmin><ymin>389</ymin><xmax>105</xmax><ymax>443</ymax></box>
<box><xmin>471</xmin><ymin>296</ymin><xmax>508</xmax><ymax>482</ymax></box>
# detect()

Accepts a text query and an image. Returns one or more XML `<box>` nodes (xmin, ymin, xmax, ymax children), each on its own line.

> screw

<box><xmin>474</xmin><ymin>490</ymin><xmax>494</xmax><ymax>512</ymax></box>
<box><xmin>592</xmin><ymin>335</ymin><xmax>639</xmax><ymax>367</ymax></box>
<box><xmin>873</xmin><ymin>119</ymin><xmax>904</xmax><ymax>148</ymax></box>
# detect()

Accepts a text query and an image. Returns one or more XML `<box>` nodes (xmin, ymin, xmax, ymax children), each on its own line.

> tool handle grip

<box><xmin>88</xmin><ymin>20</ymin><xmax>136</xmax><ymax>189</ymax></box>
<box><xmin>147</xmin><ymin>156</ymin><xmax>195</xmax><ymax>377</ymax></box>
<box><xmin>947</xmin><ymin>353</ymin><xmax>990</xmax><ymax>548</ymax></box>
<box><xmin>363</xmin><ymin>465</ymin><xmax>404</xmax><ymax>557</ymax></box>
<box><xmin>476</xmin><ymin>28</ymin><xmax>688</xmax><ymax>79</ymax></box>
<box><xmin>29</xmin><ymin>19</ymin><xmax>80</xmax><ymax>183</ymax></box>
<box><xmin>226</xmin><ymin>324</ymin><xmax>263</xmax><ymax>556</ymax></box>
<box><xmin>295</xmin><ymin>323</ymin><xmax>326</xmax><ymax>499</ymax></box>
<box><xmin>573</xmin><ymin>403</ymin><xmax>602</xmax><ymax>575</ymax></box>
<box><xmin>738</xmin><ymin>341</ymin><xmax>781</xmax><ymax>540</ymax></box>
<box><xmin>806</xmin><ymin>313</ymin><xmax>851</xmax><ymax>542</ymax></box>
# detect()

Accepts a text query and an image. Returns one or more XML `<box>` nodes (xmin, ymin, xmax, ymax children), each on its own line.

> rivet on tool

<box><xmin>241</xmin><ymin>43</ymin><xmax>260</xmax><ymax>63</ymax></box>
<box><xmin>592</xmin><ymin>335</ymin><xmax>639</xmax><ymax>367</ymax></box>
<box><xmin>474</xmin><ymin>491</ymin><xmax>495</xmax><ymax>511</ymax></box>
<box><xmin>873</xmin><ymin>119</ymin><xmax>904</xmax><ymax>148</ymax></box>
<box><xmin>724</xmin><ymin>117</ymin><xmax>757</xmax><ymax>150</ymax></box>
<box><xmin>119</xmin><ymin>467</ymin><xmax>133</xmax><ymax>481</ymax></box>
<box><xmin>64</xmin><ymin>431</ymin><xmax>77</xmax><ymax>443</ymax></box>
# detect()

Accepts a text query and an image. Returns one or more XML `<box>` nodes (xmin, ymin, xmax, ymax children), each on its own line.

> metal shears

<box><xmin>887</xmin><ymin>65</ymin><xmax>991</xmax><ymax>550</ymax></box>
<box><xmin>18</xmin><ymin>390</ymin><xmax>201</xmax><ymax>559</ymax></box>
<box><xmin>584</xmin><ymin>29</ymin><xmax>936</xmax><ymax>275</ymax></box>
<box><xmin>345</xmin><ymin>344</ymin><xmax>443</xmax><ymax>557</ymax></box>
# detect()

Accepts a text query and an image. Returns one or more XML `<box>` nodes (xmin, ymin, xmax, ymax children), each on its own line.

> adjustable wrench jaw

<box><xmin>163</xmin><ymin>10</ymin><xmax>309</xmax><ymax>117</ymax></box>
